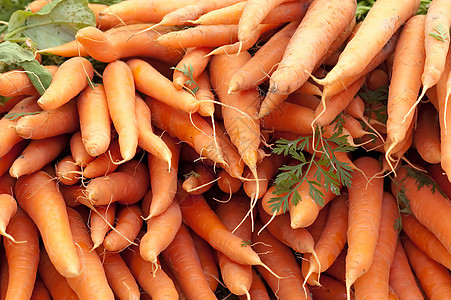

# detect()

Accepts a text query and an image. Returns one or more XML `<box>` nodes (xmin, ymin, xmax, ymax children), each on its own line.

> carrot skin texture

<box><xmin>0</xmin><ymin>65</ymin><xmax>58</xmax><ymax>97</ymax></box>
<box><xmin>4</xmin><ymin>207</ymin><xmax>40</xmax><ymax>300</ymax></box>
<box><xmin>309</xmin><ymin>274</ymin><xmax>349</xmax><ymax>300</ymax></box>
<box><xmin>15</xmin><ymin>171</ymin><xmax>81</xmax><ymax>278</ymax></box>
<box><xmin>82</xmin><ymin>139</ymin><xmax>121</xmax><ymax>179</ymax></box>
<box><xmin>90</xmin><ymin>203</ymin><xmax>117</xmax><ymax>250</ymax></box>
<box><xmin>30</xmin><ymin>277</ymin><xmax>51</xmax><ymax>300</ymax></box>
<box><xmin>191</xmin><ymin>231</ymin><xmax>219</xmax><ymax>293</ymax></box>
<box><xmin>414</xmin><ymin>103</ymin><xmax>441</xmax><ymax>164</ymax></box>
<box><xmin>70</xmin><ymin>131</ymin><xmax>95</xmax><ymax>168</ymax></box>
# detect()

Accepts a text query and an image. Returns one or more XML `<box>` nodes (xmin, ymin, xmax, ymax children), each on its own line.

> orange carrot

<box><xmin>59</xmin><ymin>184</ymin><xmax>86</xmax><ymax>208</ymax></box>
<box><xmin>55</xmin><ymin>155</ymin><xmax>80</xmax><ymax>186</ymax></box>
<box><xmin>0</xmin><ymin>66</ymin><xmax>58</xmax><ymax>97</ymax></box>
<box><xmin>426</xmin><ymin>163</ymin><xmax>451</xmax><ymax>199</ymax></box>
<box><xmin>77</xmin><ymin>84</ymin><xmax>111</xmax><ymax>157</ymax></box>
<box><xmin>90</xmin><ymin>203</ymin><xmax>116</xmax><ymax>250</ymax></box>
<box><xmin>65</xmin><ymin>208</ymin><xmax>114</xmax><ymax>300</ymax></box>
<box><xmin>214</xmin><ymin>120</ymin><xmax>245</xmax><ymax>179</ymax></box>
<box><xmin>190</xmin><ymin>231</ymin><xmax>220</xmax><ymax>293</ymax></box>
<box><xmin>367</xmin><ymin>68</ymin><xmax>389</xmax><ymax>91</ymax></box>
<box><xmin>82</xmin><ymin>139</ymin><xmax>121</xmax><ymax>179</ymax></box>
<box><xmin>324</xmin><ymin>247</ymin><xmax>346</xmax><ymax>284</ymax></box>
<box><xmin>3</xmin><ymin>207</ymin><xmax>39</xmax><ymax>300</ymax></box>
<box><xmin>30</xmin><ymin>277</ymin><xmax>51</xmax><ymax>300</ymax></box>
<box><xmin>15</xmin><ymin>171</ymin><xmax>81</xmax><ymax>278</ymax></box>
<box><xmin>238</xmin><ymin>269</ymin><xmax>270</xmax><ymax>300</ymax></box>
<box><xmin>70</xmin><ymin>131</ymin><xmax>95</xmax><ymax>168</ymax></box>
<box><xmin>103</xmin><ymin>204</ymin><xmax>143</xmax><ymax>252</ymax></box>
<box><xmin>310</xmin><ymin>274</ymin><xmax>350</xmax><ymax>300</ymax></box>
<box><xmin>38</xmin><ymin>39</ymin><xmax>89</xmax><ymax>57</ymax></box>
<box><xmin>103</xmin><ymin>60</ymin><xmax>138</xmax><ymax>162</ymax></box>
<box><xmin>0</xmin><ymin>95</ymin><xmax>25</xmax><ymax>114</ymax></box>
<box><xmin>85</xmin><ymin>160</ymin><xmax>150</xmax><ymax>206</ymax></box>
<box><xmin>9</xmin><ymin>134</ymin><xmax>69</xmax><ymax>178</ymax></box>
<box><xmin>217</xmin><ymin>169</ymin><xmax>242</xmax><ymax>194</ymax></box>
<box><xmin>261</xmin><ymin>102</ymin><xmax>314</xmax><ymax>135</ymax></box>
<box><xmin>0</xmin><ymin>174</ymin><xmax>15</xmax><ymax>195</ymax></box>
<box><xmin>193</xmin><ymin>70</ymin><xmax>215</xmax><ymax>117</ymax></box>
<box><xmin>261</xmin><ymin>185</ymin><xmax>286</xmax><ymax>216</ymax></box>
<box><xmin>173</xmin><ymin>47</ymin><xmax>212</xmax><ymax>90</ymax></box>
<box><xmin>414</xmin><ymin>103</ymin><xmax>441</xmax><ymax>164</ymax></box>
<box><xmin>127</xmin><ymin>59</ymin><xmax>200</xmax><ymax>114</ymax></box>
<box><xmin>15</xmin><ymin>98</ymin><xmax>79</xmax><ymax>140</ymax></box>
<box><xmin>346</xmin><ymin>156</ymin><xmax>384</xmax><ymax>297</ymax></box>
<box><xmin>182</xmin><ymin>164</ymin><xmax>216</xmax><ymax>194</ymax></box>
<box><xmin>37</xmin><ymin>57</ymin><xmax>93</xmax><ymax>110</ymax></box>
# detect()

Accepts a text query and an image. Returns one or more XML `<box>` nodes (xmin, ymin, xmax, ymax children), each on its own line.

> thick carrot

<box><xmin>55</xmin><ymin>155</ymin><xmax>79</xmax><ymax>186</ymax></box>
<box><xmin>103</xmin><ymin>60</ymin><xmax>138</xmax><ymax>162</ymax></box>
<box><xmin>353</xmin><ymin>192</ymin><xmax>399</xmax><ymax>299</ymax></box>
<box><xmin>162</xmin><ymin>223</ymin><xmax>216</xmax><ymax>299</ymax></box>
<box><xmin>310</xmin><ymin>274</ymin><xmax>349</xmax><ymax>300</ymax></box>
<box><xmin>135</xmin><ymin>95</ymin><xmax>172</xmax><ymax>166</ymax></box>
<box><xmin>401</xmin><ymin>213</ymin><xmax>451</xmax><ymax>269</ymax></box>
<box><xmin>0</xmin><ymin>66</ymin><xmax>58</xmax><ymax>97</ymax></box>
<box><xmin>391</xmin><ymin>166</ymin><xmax>451</xmax><ymax>253</ymax></box>
<box><xmin>268</xmin><ymin>0</ymin><xmax>356</xmax><ymax>95</ymax></box>
<box><xmin>403</xmin><ymin>236</ymin><xmax>451</xmax><ymax>299</ymax></box>
<box><xmin>389</xmin><ymin>241</ymin><xmax>424</xmax><ymax>300</ymax></box>
<box><xmin>0</xmin><ymin>95</ymin><xmax>40</xmax><ymax>158</ymax></box>
<box><xmin>346</xmin><ymin>156</ymin><xmax>384</xmax><ymax>296</ymax></box>
<box><xmin>261</xmin><ymin>102</ymin><xmax>314</xmax><ymax>135</ymax></box>
<box><xmin>127</xmin><ymin>59</ymin><xmax>200</xmax><ymax>114</ymax></box>
<box><xmin>90</xmin><ymin>203</ymin><xmax>116</xmax><ymax>250</ymax></box>
<box><xmin>173</xmin><ymin>47</ymin><xmax>212</xmax><ymax>90</ymax></box>
<box><xmin>85</xmin><ymin>160</ymin><xmax>150</xmax><ymax>206</ymax></box>
<box><xmin>37</xmin><ymin>57</ymin><xmax>93</xmax><ymax>110</ymax></box>
<box><xmin>15</xmin><ymin>171</ymin><xmax>81</xmax><ymax>278</ymax></box>
<box><xmin>140</xmin><ymin>201</ymin><xmax>182</xmax><ymax>264</ymax></box>
<box><xmin>145</xmin><ymin>132</ymin><xmax>180</xmax><ymax>219</ymax></box>
<box><xmin>385</xmin><ymin>15</ymin><xmax>426</xmax><ymax>162</ymax></box>
<box><xmin>9</xmin><ymin>134</ymin><xmax>69</xmax><ymax>178</ymax></box>
<box><xmin>190</xmin><ymin>231</ymin><xmax>220</xmax><ymax>293</ymax></box>
<box><xmin>38</xmin><ymin>246</ymin><xmax>78</xmax><ymax>300</ymax></box>
<box><xmin>103</xmin><ymin>204</ymin><xmax>143</xmax><ymax>252</ymax></box>
<box><xmin>76</xmin><ymin>25</ymin><xmax>183</xmax><ymax>65</ymax></box>
<box><xmin>413</xmin><ymin>103</ymin><xmax>441</xmax><ymax>164</ymax></box>
<box><xmin>0</xmin><ymin>96</ymin><xmax>25</xmax><ymax>114</ymax></box>
<box><xmin>3</xmin><ymin>207</ymin><xmax>39</xmax><ymax>300</ymax></box>
<box><xmin>217</xmin><ymin>169</ymin><xmax>242</xmax><ymax>194</ymax></box>
<box><xmin>77</xmin><ymin>84</ymin><xmax>111</xmax><ymax>157</ymax></box>
<box><xmin>0</xmin><ymin>251</ymin><xmax>8</xmax><ymax>299</ymax></box>
<box><xmin>65</xmin><ymin>208</ymin><xmax>114</xmax><ymax>300</ymax></box>
<box><xmin>82</xmin><ymin>139</ymin><xmax>121</xmax><ymax>179</ymax></box>
<box><xmin>252</xmin><ymin>221</ymin><xmax>312</xmax><ymax>300</ymax></box>
<box><xmin>15</xmin><ymin>98</ymin><xmax>79</xmax><ymax>139</ymax></box>
<box><xmin>316</xmin><ymin>0</ymin><xmax>420</xmax><ymax>87</ymax></box>
<box><xmin>324</xmin><ymin>247</ymin><xmax>346</xmax><ymax>284</ymax></box>
<box><xmin>98</xmin><ymin>250</ymin><xmax>140</xmax><ymax>300</ymax></box>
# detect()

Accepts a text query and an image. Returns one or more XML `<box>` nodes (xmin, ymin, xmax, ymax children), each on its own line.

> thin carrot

<box><xmin>412</xmin><ymin>104</ymin><xmax>441</xmax><ymax>164</ymax></box>
<box><xmin>90</xmin><ymin>203</ymin><xmax>117</xmax><ymax>250</ymax></box>
<box><xmin>77</xmin><ymin>84</ymin><xmax>111</xmax><ymax>157</ymax></box>
<box><xmin>214</xmin><ymin>120</ymin><xmax>245</xmax><ymax>179</ymax></box>
<box><xmin>193</xmin><ymin>70</ymin><xmax>215</xmax><ymax>117</ymax></box>
<box><xmin>0</xmin><ymin>66</ymin><xmax>58</xmax><ymax>97</ymax></box>
<box><xmin>70</xmin><ymin>131</ymin><xmax>95</xmax><ymax>168</ymax></box>
<box><xmin>3</xmin><ymin>207</ymin><xmax>39</xmax><ymax>300</ymax></box>
<box><xmin>38</xmin><ymin>39</ymin><xmax>89</xmax><ymax>57</ymax></box>
<box><xmin>103</xmin><ymin>60</ymin><xmax>138</xmax><ymax>162</ymax></box>
<box><xmin>82</xmin><ymin>139</ymin><xmax>121</xmax><ymax>179</ymax></box>
<box><xmin>9</xmin><ymin>134</ymin><xmax>69</xmax><ymax>178</ymax></box>
<box><xmin>324</xmin><ymin>247</ymin><xmax>346</xmax><ymax>284</ymax></box>
<box><xmin>103</xmin><ymin>204</ymin><xmax>143</xmax><ymax>252</ymax></box>
<box><xmin>15</xmin><ymin>171</ymin><xmax>81</xmax><ymax>278</ymax></box>
<box><xmin>173</xmin><ymin>47</ymin><xmax>212</xmax><ymax>90</ymax></box>
<box><xmin>190</xmin><ymin>231</ymin><xmax>220</xmax><ymax>293</ymax></box>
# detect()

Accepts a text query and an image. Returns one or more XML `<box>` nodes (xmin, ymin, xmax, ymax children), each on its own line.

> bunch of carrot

<box><xmin>0</xmin><ymin>0</ymin><xmax>450</xmax><ymax>299</ymax></box>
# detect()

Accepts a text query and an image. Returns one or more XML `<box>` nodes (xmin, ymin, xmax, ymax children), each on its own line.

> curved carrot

<box><xmin>77</xmin><ymin>84</ymin><xmax>111</xmax><ymax>157</ymax></box>
<box><xmin>3</xmin><ymin>207</ymin><xmax>39</xmax><ymax>300</ymax></box>
<box><xmin>37</xmin><ymin>57</ymin><xmax>93</xmax><ymax>110</ymax></box>
<box><xmin>103</xmin><ymin>60</ymin><xmax>138</xmax><ymax>162</ymax></box>
<box><xmin>38</xmin><ymin>39</ymin><xmax>89</xmax><ymax>57</ymax></box>
<box><xmin>90</xmin><ymin>203</ymin><xmax>117</xmax><ymax>250</ymax></box>
<box><xmin>0</xmin><ymin>66</ymin><xmax>58</xmax><ymax>97</ymax></box>
<box><xmin>193</xmin><ymin>70</ymin><xmax>215</xmax><ymax>117</ymax></box>
<box><xmin>83</xmin><ymin>139</ymin><xmax>121</xmax><ymax>179</ymax></box>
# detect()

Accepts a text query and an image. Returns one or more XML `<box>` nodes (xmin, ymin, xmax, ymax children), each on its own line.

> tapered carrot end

<box><xmin>227</xmin><ymin>83</ymin><xmax>238</xmax><ymax>94</ymax></box>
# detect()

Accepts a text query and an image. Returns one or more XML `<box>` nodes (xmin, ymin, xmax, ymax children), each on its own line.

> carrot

<box><xmin>385</xmin><ymin>15</ymin><xmax>426</xmax><ymax>163</ymax></box>
<box><xmin>77</xmin><ymin>84</ymin><xmax>111</xmax><ymax>157</ymax></box>
<box><xmin>85</xmin><ymin>160</ymin><xmax>150</xmax><ymax>206</ymax></box>
<box><xmin>216</xmin><ymin>196</ymin><xmax>253</xmax><ymax>297</ymax></box>
<box><xmin>389</xmin><ymin>241</ymin><xmax>424</xmax><ymax>300</ymax></box>
<box><xmin>55</xmin><ymin>155</ymin><xmax>80</xmax><ymax>186</ymax></box>
<box><xmin>0</xmin><ymin>95</ymin><xmax>25</xmax><ymax>114</ymax></box>
<box><xmin>173</xmin><ymin>47</ymin><xmax>212</xmax><ymax>90</ymax></box>
<box><xmin>268</xmin><ymin>0</ymin><xmax>356</xmax><ymax>95</ymax></box>
<box><xmin>82</xmin><ymin>139</ymin><xmax>121</xmax><ymax>179</ymax></box>
<box><xmin>0</xmin><ymin>174</ymin><xmax>15</xmax><ymax>195</ymax></box>
<box><xmin>98</xmin><ymin>250</ymin><xmax>140</xmax><ymax>300</ymax></box>
<box><xmin>3</xmin><ymin>207</ymin><xmax>39</xmax><ymax>300</ymax></box>
<box><xmin>402</xmin><ymin>236</ymin><xmax>451</xmax><ymax>299</ymax></box>
<box><xmin>70</xmin><ymin>131</ymin><xmax>95</xmax><ymax>168</ymax></box>
<box><xmin>97</xmin><ymin>0</ymin><xmax>198</xmax><ymax>29</ymax></box>
<box><xmin>309</xmin><ymin>274</ymin><xmax>350</xmax><ymax>300</ymax></box>
<box><xmin>195</xmin><ymin>1</ymin><xmax>308</xmax><ymax>26</ymax></box>
<box><xmin>140</xmin><ymin>201</ymin><xmax>182</xmax><ymax>265</ymax></box>
<box><xmin>103</xmin><ymin>204</ymin><xmax>143</xmax><ymax>252</ymax></box>
<box><xmin>192</xmin><ymin>70</ymin><xmax>215</xmax><ymax>117</ymax></box>
<box><xmin>228</xmin><ymin>21</ymin><xmax>299</xmax><ymax>94</ymax></box>
<box><xmin>25</xmin><ymin>0</ymin><xmax>50</xmax><ymax>12</ymax></box>
<box><xmin>162</xmin><ymin>223</ymin><xmax>216</xmax><ymax>299</ymax></box>
<box><xmin>190</xmin><ymin>231</ymin><xmax>220</xmax><ymax>293</ymax></box>
<box><xmin>353</xmin><ymin>192</ymin><xmax>399</xmax><ymax>300</ymax></box>
<box><xmin>38</xmin><ymin>39</ymin><xmax>89</xmax><ymax>57</ymax></box>
<box><xmin>36</xmin><ymin>57</ymin><xmax>93</xmax><ymax>110</ymax></box>
<box><xmin>238</xmin><ymin>269</ymin><xmax>270</xmax><ymax>300</ymax></box>
<box><xmin>391</xmin><ymin>166</ymin><xmax>451</xmax><ymax>253</ymax></box>
<box><xmin>65</xmin><ymin>208</ymin><xmax>115</xmax><ymax>300</ymax></box>
<box><xmin>324</xmin><ymin>247</ymin><xmax>346</xmax><ymax>284</ymax></box>
<box><xmin>316</xmin><ymin>0</ymin><xmax>420</xmax><ymax>87</ymax></box>
<box><xmin>127</xmin><ymin>59</ymin><xmax>200</xmax><ymax>114</ymax></box>
<box><xmin>38</xmin><ymin>246</ymin><xmax>78</xmax><ymax>300</ymax></box>
<box><xmin>182</xmin><ymin>164</ymin><xmax>216</xmax><ymax>194</ymax></box>
<box><xmin>419</xmin><ymin>0</ymin><xmax>451</xmax><ymax>102</ymax></box>
<box><xmin>9</xmin><ymin>134</ymin><xmax>69</xmax><ymax>178</ymax></box>
<box><xmin>261</xmin><ymin>185</ymin><xmax>286</xmax><ymax>216</ymax></box>
<box><xmin>145</xmin><ymin>132</ymin><xmax>180</xmax><ymax>219</ymax></box>
<box><xmin>0</xmin><ymin>66</ymin><xmax>58</xmax><ymax>97</ymax></box>
<box><xmin>75</xmin><ymin>25</ymin><xmax>183</xmax><ymax>65</ymax></box>
<box><xmin>0</xmin><ymin>95</ymin><xmax>40</xmax><ymax>158</ymax></box>
<box><xmin>135</xmin><ymin>95</ymin><xmax>172</xmax><ymax>166</ymax></box>
<box><xmin>413</xmin><ymin>103</ymin><xmax>441</xmax><ymax>164</ymax></box>
<box><xmin>0</xmin><ymin>251</ymin><xmax>8</xmax><ymax>300</ymax></box>
<box><xmin>252</xmin><ymin>221</ymin><xmax>312</xmax><ymax>300</ymax></box>
<box><xmin>346</xmin><ymin>156</ymin><xmax>384</xmax><ymax>297</ymax></box>
<box><xmin>103</xmin><ymin>60</ymin><xmax>138</xmax><ymax>162</ymax></box>
<box><xmin>426</xmin><ymin>163</ymin><xmax>451</xmax><ymax>199</ymax></box>
<box><xmin>217</xmin><ymin>169</ymin><xmax>242</xmax><ymax>194</ymax></box>
<box><xmin>14</xmin><ymin>98</ymin><xmax>79</xmax><ymax>140</ymax></box>
<box><xmin>147</xmin><ymin>98</ymin><xmax>225</xmax><ymax>166</ymax></box>
<box><xmin>367</xmin><ymin>68</ymin><xmax>389</xmax><ymax>91</ymax></box>
<box><xmin>401</xmin><ymin>213</ymin><xmax>451</xmax><ymax>269</ymax></box>
<box><xmin>303</xmin><ymin>194</ymin><xmax>348</xmax><ymax>286</ymax></box>
<box><xmin>30</xmin><ymin>277</ymin><xmax>51</xmax><ymax>300</ymax></box>
<box><xmin>59</xmin><ymin>184</ymin><xmax>86</xmax><ymax>208</ymax></box>
<box><xmin>261</xmin><ymin>102</ymin><xmax>314</xmax><ymax>135</ymax></box>
<box><xmin>90</xmin><ymin>203</ymin><xmax>116</xmax><ymax>250</ymax></box>
<box><xmin>15</xmin><ymin>171</ymin><xmax>81</xmax><ymax>278</ymax></box>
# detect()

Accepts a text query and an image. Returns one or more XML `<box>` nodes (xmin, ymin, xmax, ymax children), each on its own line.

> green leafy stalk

<box><xmin>4</xmin><ymin>111</ymin><xmax>40</xmax><ymax>120</ymax></box>
<box><xmin>171</xmin><ymin>64</ymin><xmax>199</xmax><ymax>95</ymax></box>
<box><xmin>428</xmin><ymin>23</ymin><xmax>450</xmax><ymax>42</ymax></box>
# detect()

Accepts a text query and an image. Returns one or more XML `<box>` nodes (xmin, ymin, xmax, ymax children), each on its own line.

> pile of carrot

<box><xmin>0</xmin><ymin>0</ymin><xmax>451</xmax><ymax>299</ymax></box>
